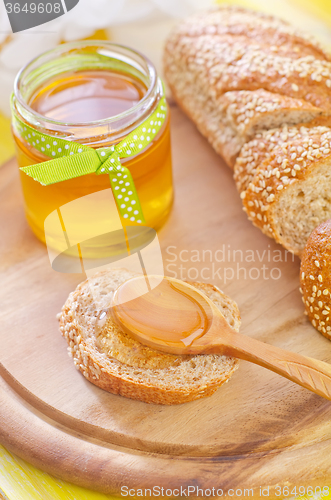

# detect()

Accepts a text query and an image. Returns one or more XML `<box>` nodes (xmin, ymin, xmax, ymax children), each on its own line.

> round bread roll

<box><xmin>300</xmin><ymin>219</ymin><xmax>331</xmax><ymax>339</ymax></box>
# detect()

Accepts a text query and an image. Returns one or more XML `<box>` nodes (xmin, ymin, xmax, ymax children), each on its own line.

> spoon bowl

<box><xmin>112</xmin><ymin>275</ymin><xmax>217</xmax><ymax>353</ymax></box>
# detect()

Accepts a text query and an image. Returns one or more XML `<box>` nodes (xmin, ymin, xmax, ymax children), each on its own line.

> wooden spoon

<box><xmin>111</xmin><ymin>275</ymin><xmax>331</xmax><ymax>401</ymax></box>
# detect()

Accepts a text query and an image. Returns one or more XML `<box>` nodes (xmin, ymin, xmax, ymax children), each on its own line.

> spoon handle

<box><xmin>220</xmin><ymin>331</ymin><xmax>331</xmax><ymax>400</ymax></box>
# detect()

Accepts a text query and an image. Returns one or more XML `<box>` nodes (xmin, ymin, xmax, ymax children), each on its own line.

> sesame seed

<box><xmin>318</xmin><ymin>274</ymin><xmax>323</xmax><ymax>282</ymax></box>
<box><xmin>315</xmin><ymin>261</ymin><xmax>320</xmax><ymax>267</ymax></box>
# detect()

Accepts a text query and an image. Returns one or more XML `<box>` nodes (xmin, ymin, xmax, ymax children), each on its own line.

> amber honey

<box><xmin>12</xmin><ymin>42</ymin><xmax>173</xmax><ymax>254</ymax></box>
<box><xmin>30</xmin><ymin>70</ymin><xmax>146</xmax><ymax>122</ymax></box>
<box><xmin>112</xmin><ymin>276</ymin><xmax>210</xmax><ymax>347</ymax></box>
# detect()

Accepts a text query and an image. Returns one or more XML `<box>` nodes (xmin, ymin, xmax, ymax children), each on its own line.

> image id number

<box><xmin>5</xmin><ymin>2</ymin><xmax>62</xmax><ymax>14</ymax></box>
<box><xmin>275</xmin><ymin>485</ymin><xmax>330</xmax><ymax>496</ymax></box>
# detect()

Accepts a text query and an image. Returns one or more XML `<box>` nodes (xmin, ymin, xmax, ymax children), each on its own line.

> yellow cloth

<box><xmin>0</xmin><ymin>445</ymin><xmax>114</xmax><ymax>500</ymax></box>
<box><xmin>291</xmin><ymin>0</ymin><xmax>331</xmax><ymax>26</ymax></box>
<box><xmin>0</xmin><ymin>114</ymin><xmax>15</xmax><ymax>165</ymax></box>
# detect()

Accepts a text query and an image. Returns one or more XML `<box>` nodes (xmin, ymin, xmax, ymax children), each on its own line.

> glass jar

<box><xmin>11</xmin><ymin>41</ymin><xmax>173</xmax><ymax>254</ymax></box>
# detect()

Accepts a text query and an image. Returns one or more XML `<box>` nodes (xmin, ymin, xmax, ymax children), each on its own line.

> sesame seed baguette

<box><xmin>164</xmin><ymin>7</ymin><xmax>331</xmax><ymax>168</ymax></box>
<box><xmin>234</xmin><ymin>125</ymin><xmax>331</xmax><ymax>256</ymax></box>
<box><xmin>168</xmin><ymin>76</ymin><xmax>323</xmax><ymax>168</ymax></box>
<box><xmin>165</xmin><ymin>7</ymin><xmax>331</xmax><ymax>104</ymax></box>
<box><xmin>172</xmin><ymin>6</ymin><xmax>330</xmax><ymax>62</ymax></box>
<box><xmin>59</xmin><ymin>269</ymin><xmax>240</xmax><ymax>405</ymax></box>
<box><xmin>164</xmin><ymin>5</ymin><xmax>331</xmax><ymax>254</ymax></box>
<box><xmin>300</xmin><ymin>220</ymin><xmax>331</xmax><ymax>339</ymax></box>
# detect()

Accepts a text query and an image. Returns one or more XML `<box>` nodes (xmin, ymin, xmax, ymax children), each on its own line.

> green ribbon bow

<box><xmin>13</xmin><ymin>95</ymin><xmax>168</xmax><ymax>224</ymax></box>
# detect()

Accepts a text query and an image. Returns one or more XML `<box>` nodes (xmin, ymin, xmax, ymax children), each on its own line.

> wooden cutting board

<box><xmin>1</xmin><ymin>105</ymin><xmax>331</xmax><ymax>497</ymax></box>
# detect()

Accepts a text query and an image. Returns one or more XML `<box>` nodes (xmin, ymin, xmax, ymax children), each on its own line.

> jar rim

<box><xmin>13</xmin><ymin>40</ymin><xmax>159</xmax><ymax>133</ymax></box>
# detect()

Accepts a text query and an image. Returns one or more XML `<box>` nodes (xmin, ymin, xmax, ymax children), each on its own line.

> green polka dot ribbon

<box><xmin>12</xmin><ymin>95</ymin><xmax>168</xmax><ymax>224</ymax></box>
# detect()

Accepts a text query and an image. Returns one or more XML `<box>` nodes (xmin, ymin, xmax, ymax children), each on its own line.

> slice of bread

<box><xmin>234</xmin><ymin>125</ymin><xmax>331</xmax><ymax>256</ymax></box>
<box><xmin>59</xmin><ymin>269</ymin><xmax>240</xmax><ymax>405</ymax></box>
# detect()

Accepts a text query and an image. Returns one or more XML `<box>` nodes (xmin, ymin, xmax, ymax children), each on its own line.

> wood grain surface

<box><xmin>1</xmin><ymin>105</ymin><xmax>331</xmax><ymax>496</ymax></box>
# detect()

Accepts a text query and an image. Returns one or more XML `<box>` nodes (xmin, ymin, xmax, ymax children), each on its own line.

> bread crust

<box><xmin>59</xmin><ymin>270</ymin><xmax>240</xmax><ymax>405</ymax></box>
<box><xmin>300</xmin><ymin>220</ymin><xmax>331</xmax><ymax>339</ymax></box>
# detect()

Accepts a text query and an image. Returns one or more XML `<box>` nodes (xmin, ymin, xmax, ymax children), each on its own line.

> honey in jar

<box><xmin>12</xmin><ymin>42</ymin><xmax>173</xmax><ymax>255</ymax></box>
